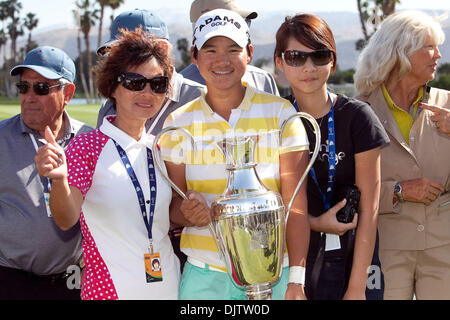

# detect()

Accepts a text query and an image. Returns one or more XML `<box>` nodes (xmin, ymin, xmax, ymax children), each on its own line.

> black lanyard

<box><xmin>113</xmin><ymin>140</ymin><xmax>157</xmax><ymax>251</ymax></box>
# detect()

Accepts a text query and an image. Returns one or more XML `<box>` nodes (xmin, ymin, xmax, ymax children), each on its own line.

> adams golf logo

<box><xmin>195</xmin><ymin>14</ymin><xmax>242</xmax><ymax>34</ymax></box>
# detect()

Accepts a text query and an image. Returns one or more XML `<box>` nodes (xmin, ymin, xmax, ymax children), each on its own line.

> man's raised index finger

<box><xmin>44</xmin><ymin>126</ymin><xmax>58</xmax><ymax>146</ymax></box>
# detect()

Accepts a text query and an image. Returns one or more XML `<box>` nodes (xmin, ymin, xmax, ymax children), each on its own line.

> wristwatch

<box><xmin>394</xmin><ymin>182</ymin><xmax>405</xmax><ymax>203</ymax></box>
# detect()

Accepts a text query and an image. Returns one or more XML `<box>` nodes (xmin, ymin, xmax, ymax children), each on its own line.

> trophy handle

<box><xmin>279</xmin><ymin>112</ymin><xmax>321</xmax><ymax>222</ymax></box>
<box><xmin>152</xmin><ymin>126</ymin><xmax>196</xmax><ymax>201</ymax></box>
<box><xmin>152</xmin><ymin>126</ymin><xmax>220</xmax><ymax>243</ymax></box>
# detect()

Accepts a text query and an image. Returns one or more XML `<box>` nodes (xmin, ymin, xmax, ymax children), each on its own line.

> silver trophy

<box><xmin>152</xmin><ymin>113</ymin><xmax>320</xmax><ymax>300</ymax></box>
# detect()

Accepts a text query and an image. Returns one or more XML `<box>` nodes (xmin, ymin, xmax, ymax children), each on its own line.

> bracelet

<box><xmin>288</xmin><ymin>266</ymin><xmax>306</xmax><ymax>285</ymax></box>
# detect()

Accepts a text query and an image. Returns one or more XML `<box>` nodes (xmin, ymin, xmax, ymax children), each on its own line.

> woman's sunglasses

<box><xmin>117</xmin><ymin>72</ymin><xmax>169</xmax><ymax>94</ymax></box>
<box><xmin>16</xmin><ymin>81</ymin><xmax>64</xmax><ymax>96</ymax></box>
<box><xmin>282</xmin><ymin>49</ymin><xmax>333</xmax><ymax>67</ymax></box>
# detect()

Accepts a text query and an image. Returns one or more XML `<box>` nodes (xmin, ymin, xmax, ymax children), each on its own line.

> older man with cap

<box><xmin>0</xmin><ymin>46</ymin><xmax>92</xmax><ymax>300</ymax></box>
<box><xmin>96</xmin><ymin>9</ymin><xmax>204</xmax><ymax>135</ymax></box>
<box><xmin>180</xmin><ymin>0</ymin><xmax>280</xmax><ymax>96</ymax></box>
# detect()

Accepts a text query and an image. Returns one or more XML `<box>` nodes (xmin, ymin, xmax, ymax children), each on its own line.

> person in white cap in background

<box><xmin>159</xmin><ymin>9</ymin><xmax>310</xmax><ymax>300</ymax></box>
<box><xmin>180</xmin><ymin>0</ymin><xmax>280</xmax><ymax>96</ymax></box>
<box><xmin>96</xmin><ymin>10</ymin><xmax>204</xmax><ymax>271</ymax></box>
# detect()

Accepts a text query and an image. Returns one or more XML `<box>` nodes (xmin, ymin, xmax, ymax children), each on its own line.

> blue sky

<box><xmin>20</xmin><ymin>0</ymin><xmax>450</xmax><ymax>30</ymax></box>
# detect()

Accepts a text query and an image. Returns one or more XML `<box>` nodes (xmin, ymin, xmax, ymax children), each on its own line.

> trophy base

<box><xmin>246</xmin><ymin>284</ymin><xmax>272</xmax><ymax>300</ymax></box>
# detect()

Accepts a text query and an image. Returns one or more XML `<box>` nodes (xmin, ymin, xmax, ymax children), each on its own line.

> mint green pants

<box><xmin>179</xmin><ymin>262</ymin><xmax>289</xmax><ymax>300</ymax></box>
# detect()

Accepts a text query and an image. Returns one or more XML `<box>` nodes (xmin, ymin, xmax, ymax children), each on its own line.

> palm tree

<box><xmin>4</xmin><ymin>0</ymin><xmax>23</xmax><ymax>63</ymax></box>
<box><xmin>75</xmin><ymin>0</ymin><xmax>99</xmax><ymax>101</ymax></box>
<box><xmin>0</xmin><ymin>2</ymin><xmax>9</xmax><ymax>69</ymax></box>
<box><xmin>23</xmin><ymin>12</ymin><xmax>38</xmax><ymax>53</ymax></box>
<box><xmin>108</xmin><ymin>0</ymin><xmax>124</xmax><ymax>25</ymax></box>
<box><xmin>0</xmin><ymin>29</ymin><xmax>6</xmax><ymax>95</ymax></box>
<box><xmin>96</xmin><ymin>0</ymin><xmax>109</xmax><ymax>48</ymax></box>
<box><xmin>0</xmin><ymin>29</ymin><xmax>6</xmax><ymax>61</ymax></box>
<box><xmin>7</xmin><ymin>16</ymin><xmax>23</xmax><ymax>64</ymax></box>
<box><xmin>380</xmin><ymin>0</ymin><xmax>398</xmax><ymax>16</ymax></box>
<box><xmin>96</xmin><ymin>0</ymin><xmax>124</xmax><ymax>47</ymax></box>
<box><xmin>73</xmin><ymin>8</ymin><xmax>91</xmax><ymax>102</ymax></box>
<box><xmin>356</xmin><ymin>0</ymin><xmax>400</xmax><ymax>50</ymax></box>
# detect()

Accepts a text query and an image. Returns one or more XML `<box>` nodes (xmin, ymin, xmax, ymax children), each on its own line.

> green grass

<box><xmin>0</xmin><ymin>102</ymin><xmax>102</xmax><ymax>128</ymax></box>
<box><xmin>64</xmin><ymin>103</ymin><xmax>103</xmax><ymax>127</ymax></box>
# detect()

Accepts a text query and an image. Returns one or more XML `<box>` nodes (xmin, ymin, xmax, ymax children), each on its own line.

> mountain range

<box><xmin>18</xmin><ymin>10</ymin><xmax>450</xmax><ymax>72</ymax></box>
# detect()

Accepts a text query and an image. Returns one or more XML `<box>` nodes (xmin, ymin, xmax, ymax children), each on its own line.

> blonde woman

<box><xmin>354</xmin><ymin>11</ymin><xmax>450</xmax><ymax>300</ymax></box>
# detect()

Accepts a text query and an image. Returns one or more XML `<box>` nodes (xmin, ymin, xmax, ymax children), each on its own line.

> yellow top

<box><xmin>381</xmin><ymin>83</ymin><xmax>423</xmax><ymax>144</ymax></box>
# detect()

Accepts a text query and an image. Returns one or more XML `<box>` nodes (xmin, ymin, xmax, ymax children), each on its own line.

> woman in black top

<box><xmin>274</xmin><ymin>14</ymin><xmax>389</xmax><ymax>300</ymax></box>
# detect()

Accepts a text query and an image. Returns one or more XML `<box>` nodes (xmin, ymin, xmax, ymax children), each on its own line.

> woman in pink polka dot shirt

<box><xmin>34</xmin><ymin>29</ymin><xmax>180</xmax><ymax>300</ymax></box>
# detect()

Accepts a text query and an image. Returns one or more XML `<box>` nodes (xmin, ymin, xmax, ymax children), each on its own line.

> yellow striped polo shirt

<box><xmin>160</xmin><ymin>86</ymin><xmax>309</xmax><ymax>269</ymax></box>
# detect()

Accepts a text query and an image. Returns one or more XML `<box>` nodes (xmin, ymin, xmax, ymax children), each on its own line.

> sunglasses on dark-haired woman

<box><xmin>117</xmin><ymin>72</ymin><xmax>169</xmax><ymax>94</ymax></box>
<box><xmin>282</xmin><ymin>49</ymin><xmax>332</xmax><ymax>67</ymax></box>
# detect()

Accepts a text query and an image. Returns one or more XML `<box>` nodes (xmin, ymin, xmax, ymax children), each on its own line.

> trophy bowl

<box><xmin>212</xmin><ymin>188</ymin><xmax>286</xmax><ymax>300</ymax></box>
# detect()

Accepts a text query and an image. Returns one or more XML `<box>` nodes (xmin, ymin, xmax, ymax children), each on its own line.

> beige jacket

<box><xmin>357</xmin><ymin>86</ymin><xmax>450</xmax><ymax>250</ymax></box>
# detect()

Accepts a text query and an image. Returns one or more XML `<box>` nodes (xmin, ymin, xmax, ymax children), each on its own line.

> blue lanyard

<box><xmin>113</xmin><ymin>140</ymin><xmax>158</xmax><ymax>246</ymax></box>
<box><xmin>294</xmin><ymin>91</ymin><xmax>336</xmax><ymax>210</ymax></box>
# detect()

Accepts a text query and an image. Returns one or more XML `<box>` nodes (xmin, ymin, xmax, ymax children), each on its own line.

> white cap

<box><xmin>193</xmin><ymin>9</ymin><xmax>250</xmax><ymax>50</ymax></box>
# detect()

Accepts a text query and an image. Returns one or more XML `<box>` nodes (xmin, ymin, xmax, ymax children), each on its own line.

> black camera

<box><xmin>332</xmin><ymin>184</ymin><xmax>360</xmax><ymax>224</ymax></box>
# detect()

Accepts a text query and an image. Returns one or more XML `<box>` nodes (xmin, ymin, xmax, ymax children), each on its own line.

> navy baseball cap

<box><xmin>97</xmin><ymin>9</ymin><xmax>169</xmax><ymax>56</ymax></box>
<box><xmin>10</xmin><ymin>46</ymin><xmax>76</xmax><ymax>83</ymax></box>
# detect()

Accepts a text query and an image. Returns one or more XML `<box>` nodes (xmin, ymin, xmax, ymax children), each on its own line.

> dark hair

<box><xmin>94</xmin><ymin>28</ymin><xmax>174</xmax><ymax>99</ymax></box>
<box><xmin>274</xmin><ymin>14</ymin><xmax>337</xmax><ymax>72</ymax></box>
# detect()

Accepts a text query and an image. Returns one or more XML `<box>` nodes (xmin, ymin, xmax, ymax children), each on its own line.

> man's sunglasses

<box><xmin>282</xmin><ymin>49</ymin><xmax>333</xmax><ymax>67</ymax></box>
<box><xmin>117</xmin><ymin>72</ymin><xmax>169</xmax><ymax>94</ymax></box>
<box><xmin>16</xmin><ymin>81</ymin><xmax>65</xmax><ymax>96</ymax></box>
